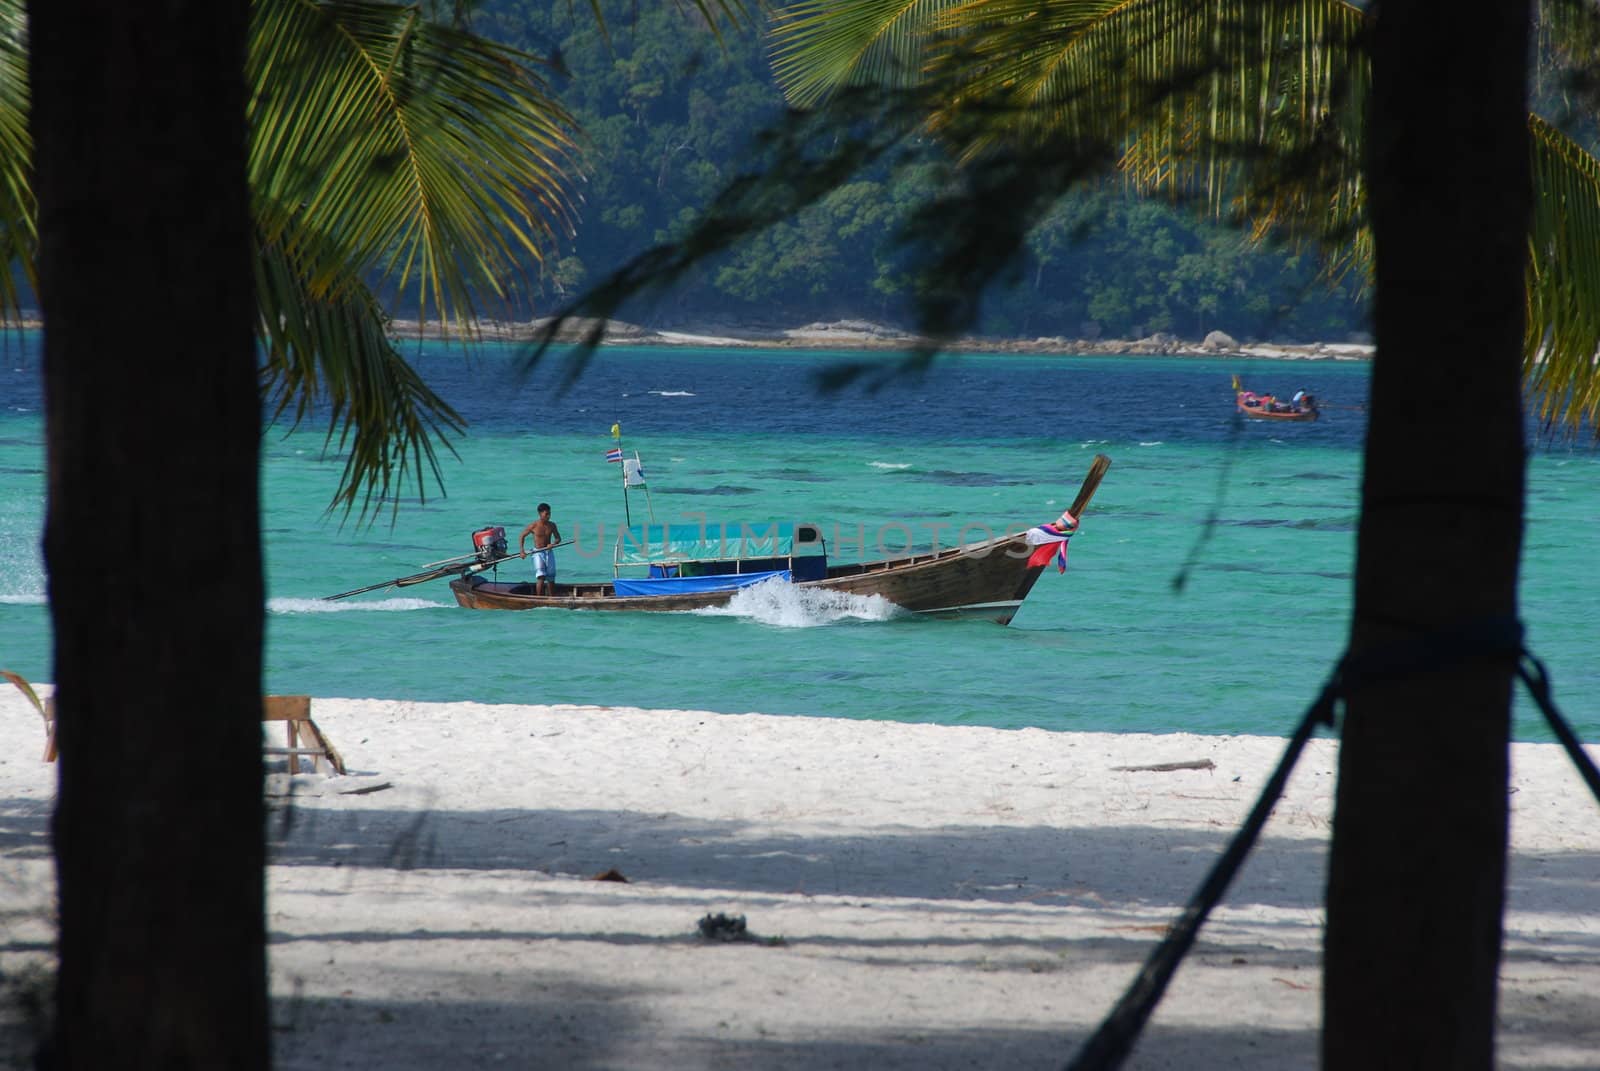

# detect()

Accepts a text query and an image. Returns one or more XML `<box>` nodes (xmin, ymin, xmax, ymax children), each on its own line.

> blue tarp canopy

<box><xmin>613</xmin><ymin>522</ymin><xmax>823</xmax><ymax>566</ymax></box>
<box><xmin>613</xmin><ymin>569</ymin><xmax>791</xmax><ymax>598</ymax></box>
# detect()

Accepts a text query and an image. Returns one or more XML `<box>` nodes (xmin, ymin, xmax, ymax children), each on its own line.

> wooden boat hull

<box><xmin>450</xmin><ymin>531</ymin><xmax>1050</xmax><ymax>624</ymax></box>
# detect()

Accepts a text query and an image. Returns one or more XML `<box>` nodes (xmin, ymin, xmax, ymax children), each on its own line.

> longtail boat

<box><xmin>442</xmin><ymin>454</ymin><xmax>1112</xmax><ymax>624</ymax></box>
<box><xmin>1237</xmin><ymin>391</ymin><xmax>1318</xmax><ymax>421</ymax></box>
<box><xmin>1233</xmin><ymin>376</ymin><xmax>1318</xmax><ymax>421</ymax></box>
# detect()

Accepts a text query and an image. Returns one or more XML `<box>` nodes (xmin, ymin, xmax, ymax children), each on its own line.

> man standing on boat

<box><xmin>519</xmin><ymin>503</ymin><xmax>561</xmax><ymax>596</ymax></box>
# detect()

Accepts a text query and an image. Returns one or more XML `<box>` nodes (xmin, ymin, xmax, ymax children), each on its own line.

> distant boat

<box><xmin>447</xmin><ymin>455</ymin><xmax>1113</xmax><ymax>625</ymax></box>
<box><xmin>1234</xmin><ymin>376</ymin><xmax>1319</xmax><ymax>421</ymax></box>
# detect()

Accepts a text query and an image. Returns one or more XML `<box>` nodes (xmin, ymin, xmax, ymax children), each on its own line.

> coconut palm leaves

<box><xmin>248</xmin><ymin>0</ymin><xmax>584</xmax><ymax>517</ymax></box>
<box><xmin>0</xmin><ymin>0</ymin><xmax>590</xmax><ymax>517</ymax></box>
<box><xmin>769</xmin><ymin>0</ymin><xmax>1600</xmax><ymax>431</ymax></box>
<box><xmin>772</xmin><ymin>0</ymin><xmax>957</xmax><ymax>107</ymax></box>
<box><xmin>1528</xmin><ymin>114</ymin><xmax>1600</xmax><ymax>429</ymax></box>
<box><xmin>0</xmin><ymin>0</ymin><xmax>30</xmax><ymax>319</ymax></box>
<box><xmin>249</xmin><ymin>0</ymin><xmax>581</xmax><ymax>325</ymax></box>
<box><xmin>256</xmin><ymin>238</ymin><xmax>469</xmax><ymax>519</ymax></box>
<box><xmin>775</xmin><ymin>0</ymin><xmax>1369</xmax><ymax>256</ymax></box>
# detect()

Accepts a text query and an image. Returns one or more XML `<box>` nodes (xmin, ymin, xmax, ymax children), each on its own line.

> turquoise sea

<box><xmin>2</xmin><ymin>333</ymin><xmax>1596</xmax><ymax>741</ymax></box>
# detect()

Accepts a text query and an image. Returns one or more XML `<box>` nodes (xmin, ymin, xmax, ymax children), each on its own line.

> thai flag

<box><xmin>1024</xmin><ymin>510</ymin><xmax>1078</xmax><ymax>574</ymax></box>
<box><xmin>605</xmin><ymin>448</ymin><xmax>624</xmax><ymax>463</ymax></box>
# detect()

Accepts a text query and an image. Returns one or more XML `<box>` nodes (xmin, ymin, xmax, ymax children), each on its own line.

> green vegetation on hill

<box><xmin>473</xmin><ymin>0</ymin><xmax>1369</xmax><ymax>341</ymax></box>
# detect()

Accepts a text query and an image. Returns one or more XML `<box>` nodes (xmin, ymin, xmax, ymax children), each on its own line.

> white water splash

<box><xmin>869</xmin><ymin>461</ymin><xmax>913</xmax><ymax>470</ymax></box>
<box><xmin>268</xmin><ymin>596</ymin><xmax>446</xmax><ymax>614</ymax></box>
<box><xmin>0</xmin><ymin>593</ymin><xmax>44</xmax><ymax>606</ymax></box>
<box><xmin>694</xmin><ymin>578</ymin><xmax>903</xmax><ymax>628</ymax></box>
<box><xmin>648</xmin><ymin>390</ymin><xmax>696</xmax><ymax>397</ymax></box>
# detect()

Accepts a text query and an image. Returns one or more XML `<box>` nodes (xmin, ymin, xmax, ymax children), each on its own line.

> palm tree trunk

<box><xmin>1324</xmin><ymin>1</ymin><xmax>1530</xmax><ymax>1066</ymax></box>
<box><xmin>31</xmin><ymin>1</ymin><xmax>268</xmax><ymax>1067</ymax></box>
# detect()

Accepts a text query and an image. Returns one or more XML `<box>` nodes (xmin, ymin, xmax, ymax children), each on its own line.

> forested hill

<box><xmin>471</xmin><ymin>1</ymin><xmax>1370</xmax><ymax>343</ymax></box>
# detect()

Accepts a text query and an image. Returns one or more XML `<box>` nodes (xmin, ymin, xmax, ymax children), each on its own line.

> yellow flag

<box><xmin>610</xmin><ymin>422</ymin><xmax>621</xmax><ymax>440</ymax></box>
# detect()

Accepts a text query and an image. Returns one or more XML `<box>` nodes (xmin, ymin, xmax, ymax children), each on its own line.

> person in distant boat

<box><xmin>519</xmin><ymin>502</ymin><xmax>561</xmax><ymax>596</ymax></box>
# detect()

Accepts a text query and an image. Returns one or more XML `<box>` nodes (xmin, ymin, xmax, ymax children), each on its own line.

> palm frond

<box><xmin>565</xmin><ymin>0</ymin><xmax>758</xmax><ymax>52</ymax></box>
<box><xmin>934</xmin><ymin>0</ymin><xmax>1368</xmax><ymax>249</ymax></box>
<box><xmin>0</xmin><ymin>0</ymin><xmax>33</xmax><ymax>320</ymax></box>
<box><xmin>256</xmin><ymin>235</ymin><xmax>466</xmax><ymax>521</ymax></box>
<box><xmin>1526</xmin><ymin>114</ymin><xmax>1600</xmax><ymax>431</ymax></box>
<box><xmin>770</xmin><ymin>0</ymin><xmax>960</xmax><ymax>107</ymax></box>
<box><xmin>1533</xmin><ymin>0</ymin><xmax>1600</xmax><ymax>127</ymax></box>
<box><xmin>682</xmin><ymin>0</ymin><xmax>763</xmax><ymax>37</ymax></box>
<box><xmin>248</xmin><ymin>0</ymin><xmax>584</xmax><ymax>331</ymax></box>
<box><xmin>771</xmin><ymin>0</ymin><xmax>1370</xmax><ymax>266</ymax></box>
<box><xmin>248</xmin><ymin>0</ymin><xmax>589</xmax><ymax>515</ymax></box>
<box><xmin>0</xmin><ymin>0</ymin><xmax>592</xmax><ymax>515</ymax></box>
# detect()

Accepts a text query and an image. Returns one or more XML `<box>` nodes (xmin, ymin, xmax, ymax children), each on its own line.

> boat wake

<box><xmin>268</xmin><ymin>596</ymin><xmax>447</xmax><ymax>614</ymax></box>
<box><xmin>694</xmin><ymin>578</ymin><xmax>903</xmax><ymax>627</ymax></box>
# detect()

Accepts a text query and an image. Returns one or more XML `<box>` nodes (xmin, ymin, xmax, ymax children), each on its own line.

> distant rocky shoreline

<box><xmin>386</xmin><ymin>316</ymin><xmax>1375</xmax><ymax>362</ymax></box>
<box><xmin>4</xmin><ymin>315</ymin><xmax>1374</xmax><ymax>361</ymax></box>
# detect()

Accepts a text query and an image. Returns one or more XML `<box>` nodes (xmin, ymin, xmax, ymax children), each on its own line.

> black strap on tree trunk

<box><xmin>1065</xmin><ymin>617</ymin><xmax>1600</xmax><ymax>1071</ymax></box>
<box><xmin>1519</xmin><ymin>651</ymin><xmax>1600</xmax><ymax>803</ymax></box>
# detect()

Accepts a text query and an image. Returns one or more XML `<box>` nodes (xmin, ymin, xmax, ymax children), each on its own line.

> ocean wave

<box><xmin>268</xmin><ymin>596</ymin><xmax>446</xmax><ymax>614</ymax></box>
<box><xmin>869</xmin><ymin>461</ymin><xmax>913</xmax><ymax>470</ymax></box>
<box><xmin>0</xmin><ymin>593</ymin><xmax>45</xmax><ymax>605</ymax></box>
<box><xmin>648</xmin><ymin>390</ymin><xmax>696</xmax><ymax>397</ymax></box>
<box><xmin>692</xmin><ymin>578</ymin><xmax>903</xmax><ymax>628</ymax></box>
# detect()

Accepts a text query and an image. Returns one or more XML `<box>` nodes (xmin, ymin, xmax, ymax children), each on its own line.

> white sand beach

<box><xmin>1</xmin><ymin>692</ymin><xmax>1596</xmax><ymax>1068</ymax></box>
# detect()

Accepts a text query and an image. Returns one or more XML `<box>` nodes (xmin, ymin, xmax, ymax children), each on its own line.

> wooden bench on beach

<box><xmin>35</xmin><ymin>693</ymin><xmax>345</xmax><ymax>775</ymax></box>
<box><xmin>262</xmin><ymin>695</ymin><xmax>346</xmax><ymax>775</ymax></box>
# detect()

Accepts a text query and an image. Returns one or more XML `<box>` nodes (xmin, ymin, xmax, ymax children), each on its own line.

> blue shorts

<box><xmin>530</xmin><ymin>548</ymin><xmax>556</xmax><ymax>581</ymax></box>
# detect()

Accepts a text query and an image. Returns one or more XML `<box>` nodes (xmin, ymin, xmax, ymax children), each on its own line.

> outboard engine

<box><xmin>471</xmin><ymin>525</ymin><xmax>508</xmax><ymax>564</ymax></box>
